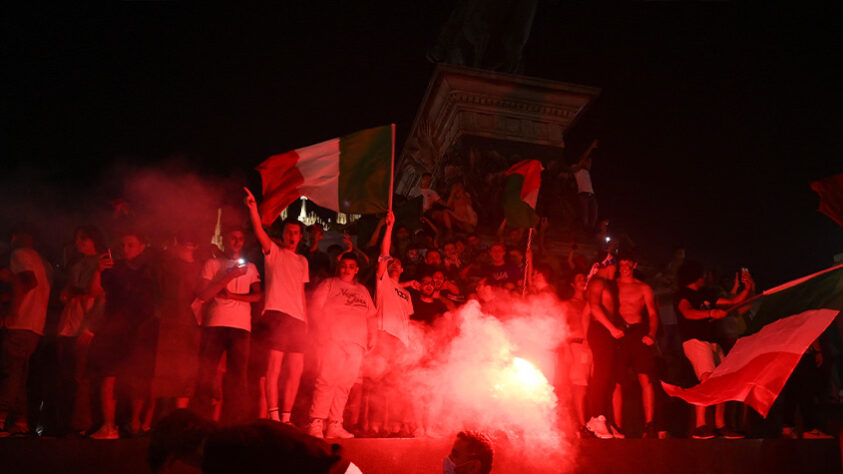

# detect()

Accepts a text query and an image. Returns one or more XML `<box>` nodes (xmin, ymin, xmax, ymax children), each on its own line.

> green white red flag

<box><xmin>662</xmin><ymin>264</ymin><xmax>843</xmax><ymax>417</ymax></box>
<box><xmin>502</xmin><ymin>159</ymin><xmax>543</xmax><ymax>229</ymax></box>
<box><xmin>256</xmin><ymin>124</ymin><xmax>394</xmax><ymax>226</ymax></box>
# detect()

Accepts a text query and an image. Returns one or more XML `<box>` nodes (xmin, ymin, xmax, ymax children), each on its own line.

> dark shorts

<box><xmin>616</xmin><ymin>323</ymin><xmax>657</xmax><ymax>378</ymax></box>
<box><xmin>256</xmin><ymin>311</ymin><xmax>307</xmax><ymax>354</ymax></box>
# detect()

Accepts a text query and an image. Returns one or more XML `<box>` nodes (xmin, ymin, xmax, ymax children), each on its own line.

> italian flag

<box><xmin>256</xmin><ymin>124</ymin><xmax>394</xmax><ymax>226</ymax></box>
<box><xmin>502</xmin><ymin>159</ymin><xmax>543</xmax><ymax>228</ymax></box>
<box><xmin>662</xmin><ymin>264</ymin><xmax>843</xmax><ymax>417</ymax></box>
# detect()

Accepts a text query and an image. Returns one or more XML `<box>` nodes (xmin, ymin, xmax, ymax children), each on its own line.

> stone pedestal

<box><xmin>396</xmin><ymin>64</ymin><xmax>600</xmax><ymax>199</ymax></box>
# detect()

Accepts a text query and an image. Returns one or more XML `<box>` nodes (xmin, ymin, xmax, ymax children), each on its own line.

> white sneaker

<box><xmin>325</xmin><ymin>421</ymin><xmax>354</xmax><ymax>439</ymax></box>
<box><xmin>306</xmin><ymin>419</ymin><xmax>324</xmax><ymax>439</ymax></box>
<box><xmin>586</xmin><ymin>415</ymin><xmax>613</xmax><ymax>439</ymax></box>
<box><xmin>89</xmin><ymin>425</ymin><xmax>119</xmax><ymax>440</ymax></box>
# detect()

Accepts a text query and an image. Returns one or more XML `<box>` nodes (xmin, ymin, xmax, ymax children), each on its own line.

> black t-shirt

<box><xmin>483</xmin><ymin>263</ymin><xmax>522</xmax><ymax>286</ymax></box>
<box><xmin>410</xmin><ymin>292</ymin><xmax>448</xmax><ymax>325</ymax></box>
<box><xmin>303</xmin><ymin>249</ymin><xmax>332</xmax><ymax>283</ymax></box>
<box><xmin>675</xmin><ymin>286</ymin><xmax>720</xmax><ymax>342</ymax></box>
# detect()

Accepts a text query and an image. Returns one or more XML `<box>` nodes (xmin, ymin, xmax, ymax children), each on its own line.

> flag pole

<box><xmin>521</xmin><ymin>227</ymin><xmax>534</xmax><ymax>296</ymax></box>
<box><xmin>724</xmin><ymin>262</ymin><xmax>843</xmax><ymax>314</ymax></box>
<box><xmin>388</xmin><ymin>123</ymin><xmax>395</xmax><ymax>212</ymax></box>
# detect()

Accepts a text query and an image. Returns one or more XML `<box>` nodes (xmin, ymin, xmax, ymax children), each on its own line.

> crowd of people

<box><xmin>0</xmin><ymin>174</ymin><xmax>839</xmax><ymax>445</ymax></box>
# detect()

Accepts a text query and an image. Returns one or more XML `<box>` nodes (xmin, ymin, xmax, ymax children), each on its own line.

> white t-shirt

<box><xmin>5</xmin><ymin>248</ymin><xmax>51</xmax><ymax>335</ymax></box>
<box><xmin>201</xmin><ymin>257</ymin><xmax>261</xmax><ymax>331</ymax></box>
<box><xmin>574</xmin><ymin>168</ymin><xmax>594</xmax><ymax>194</ymax></box>
<box><xmin>263</xmin><ymin>242</ymin><xmax>309</xmax><ymax>322</ymax></box>
<box><xmin>310</xmin><ymin>278</ymin><xmax>375</xmax><ymax>348</ymax></box>
<box><xmin>413</xmin><ymin>187</ymin><xmax>441</xmax><ymax>212</ymax></box>
<box><xmin>376</xmin><ymin>272</ymin><xmax>413</xmax><ymax>346</ymax></box>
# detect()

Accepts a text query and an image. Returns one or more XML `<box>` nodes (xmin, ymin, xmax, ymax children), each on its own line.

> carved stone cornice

<box><xmin>396</xmin><ymin>64</ymin><xmax>599</xmax><ymax>194</ymax></box>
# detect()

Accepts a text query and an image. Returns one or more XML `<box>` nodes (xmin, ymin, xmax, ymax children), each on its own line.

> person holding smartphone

<box><xmin>194</xmin><ymin>226</ymin><xmax>262</xmax><ymax>423</ymax></box>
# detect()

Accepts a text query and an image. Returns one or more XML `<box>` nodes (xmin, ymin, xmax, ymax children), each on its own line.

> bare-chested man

<box><xmin>614</xmin><ymin>252</ymin><xmax>659</xmax><ymax>438</ymax></box>
<box><xmin>584</xmin><ymin>254</ymin><xmax>624</xmax><ymax>439</ymax></box>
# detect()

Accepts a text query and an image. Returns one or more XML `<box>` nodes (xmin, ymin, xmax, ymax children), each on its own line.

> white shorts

<box><xmin>682</xmin><ymin>338</ymin><xmax>725</xmax><ymax>381</ymax></box>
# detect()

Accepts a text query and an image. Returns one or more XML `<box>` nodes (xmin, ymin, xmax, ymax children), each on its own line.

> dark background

<box><xmin>3</xmin><ymin>2</ymin><xmax>841</xmax><ymax>288</ymax></box>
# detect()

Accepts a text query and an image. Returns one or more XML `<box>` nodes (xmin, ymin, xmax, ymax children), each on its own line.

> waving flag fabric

<box><xmin>257</xmin><ymin>125</ymin><xmax>393</xmax><ymax>226</ymax></box>
<box><xmin>662</xmin><ymin>264</ymin><xmax>843</xmax><ymax>417</ymax></box>
<box><xmin>502</xmin><ymin>159</ymin><xmax>543</xmax><ymax>228</ymax></box>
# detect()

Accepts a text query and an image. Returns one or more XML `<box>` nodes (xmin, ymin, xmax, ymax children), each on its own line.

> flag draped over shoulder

<box><xmin>811</xmin><ymin>173</ymin><xmax>843</xmax><ymax>227</ymax></box>
<box><xmin>256</xmin><ymin>125</ymin><xmax>394</xmax><ymax>226</ymax></box>
<box><xmin>662</xmin><ymin>264</ymin><xmax>843</xmax><ymax>417</ymax></box>
<box><xmin>502</xmin><ymin>159</ymin><xmax>543</xmax><ymax>229</ymax></box>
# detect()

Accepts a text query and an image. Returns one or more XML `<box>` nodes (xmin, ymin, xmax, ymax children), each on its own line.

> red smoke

<box><xmin>403</xmin><ymin>289</ymin><xmax>577</xmax><ymax>472</ymax></box>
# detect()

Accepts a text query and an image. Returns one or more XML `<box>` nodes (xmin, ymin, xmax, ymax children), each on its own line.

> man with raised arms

<box><xmin>244</xmin><ymin>188</ymin><xmax>309</xmax><ymax>424</ymax></box>
<box><xmin>366</xmin><ymin>210</ymin><xmax>415</xmax><ymax>436</ymax></box>
<box><xmin>584</xmin><ymin>255</ymin><xmax>624</xmax><ymax>439</ymax></box>
<box><xmin>614</xmin><ymin>252</ymin><xmax>659</xmax><ymax>438</ymax></box>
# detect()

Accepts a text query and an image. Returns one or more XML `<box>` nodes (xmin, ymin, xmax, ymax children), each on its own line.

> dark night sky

<box><xmin>3</xmin><ymin>2</ymin><xmax>842</xmax><ymax>288</ymax></box>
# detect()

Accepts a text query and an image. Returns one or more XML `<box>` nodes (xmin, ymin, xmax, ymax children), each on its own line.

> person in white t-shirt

<box><xmin>363</xmin><ymin>210</ymin><xmax>415</xmax><ymax>436</ymax></box>
<box><xmin>194</xmin><ymin>227</ymin><xmax>262</xmax><ymax>422</ymax></box>
<box><xmin>571</xmin><ymin>139</ymin><xmax>599</xmax><ymax>233</ymax></box>
<box><xmin>306</xmin><ymin>253</ymin><xmax>376</xmax><ymax>439</ymax></box>
<box><xmin>409</xmin><ymin>172</ymin><xmax>445</xmax><ymax>214</ymax></box>
<box><xmin>244</xmin><ymin>188</ymin><xmax>309</xmax><ymax>424</ymax></box>
<box><xmin>0</xmin><ymin>230</ymin><xmax>51</xmax><ymax>436</ymax></box>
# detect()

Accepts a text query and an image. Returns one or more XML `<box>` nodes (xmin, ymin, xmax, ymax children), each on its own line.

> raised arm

<box><xmin>577</xmin><ymin>139</ymin><xmax>599</xmax><ymax>168</ymax></box>
<box><xmin>243</xmin><ymin>187</ymin><xmax>273</xmax><ymax>254</ymax></box>
<box><xmin>365</xmin><ymin>216</ymin><xmax>388</xmax><ymax>250</ymax></box>
<box><xmin>716</xmin><ymin>271</ymin><xmax>755</xmax><ymax>306</ymax></box>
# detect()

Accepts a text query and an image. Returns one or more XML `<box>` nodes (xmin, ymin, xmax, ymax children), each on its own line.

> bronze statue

<box><xmin>427</xmin><ymin>0</ymin><xmax>538</xmax><ymax>74</ymax></box>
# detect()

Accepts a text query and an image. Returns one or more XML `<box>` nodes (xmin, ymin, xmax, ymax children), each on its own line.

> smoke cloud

<box><xmin>403</xmin><ymin>289</ymin><xmax>577</xmax><ymax>473</ymax></box>
<box><xmin>0</xmin><ymin>159</ymin><xmax>249</xmax><ymax>262</ymax></box>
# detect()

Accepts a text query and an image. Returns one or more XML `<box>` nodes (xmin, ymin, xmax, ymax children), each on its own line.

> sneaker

<box><xmin>325</xmin><ymin>421</ymin><xmax>354</xmax><ymax>439</ymax></box>
<box><xmin>579</xmin><ymin>425</ymin><xmax>596</xmax><ymax>439</ymax></box>
<box><xmin>801</xmin><ymin>429</ymin><xmax>834</xmax><ymax>439</ymax></box>
<box><xmin>643</xmin><ymin>422</ymin><xmax>658</xmax><ymax>439</ymax></box>
<box><xmin>716</xmin><ymin>427</ymin><xmax>745</xmax><ymax>439</ymax></box>
<box><xmin>306</xmin><ymin>419</ymin><xmax>324</xmax><ymax>439</ymax></box>
<box><xmin>691</xmin><ymin>425</ymin><xmax>716</xmax><ymax>440</ymax></box>
<box><xmin>89</xmin><ymin>425</ymin><xmax>119</xmax><ymax>440</ymax></box>
<box><xmin>585</xmin><ymin>415</ymin><xmax>613</xmax><ymax>439</ymax></box>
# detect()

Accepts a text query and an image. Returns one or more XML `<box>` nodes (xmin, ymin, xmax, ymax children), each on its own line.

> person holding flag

<box><xmin>244</xmin><ymin>190</ymin><xmax>309</xmax><ymax>425</ymax></box>
<box><xmin>673</xmin><ymin>260</ymin><xmax>754</xmax><ymax>439</ymax></box>
<box><xmin>246</xmin><ymin>124</ymin><xmax>395</xmax><ymax>425</ymax></box>
<box><xmin>662</xmin><ymin>263</ymin><xmax>841</xmax><ymax>439</ymax></box>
